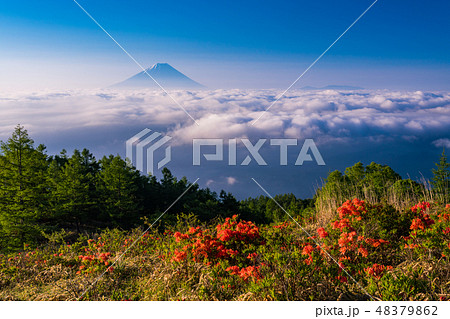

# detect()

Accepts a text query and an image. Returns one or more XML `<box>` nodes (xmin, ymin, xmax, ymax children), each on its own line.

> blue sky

<box><xmin>0</xmin><ymin>1</ymin><xmax>449</xmax><ymax>198</ymax></box>
<box><xmin>0</xmin><ymin>0</ymin><xmax>449</xmax><ymax>90</ymax></box>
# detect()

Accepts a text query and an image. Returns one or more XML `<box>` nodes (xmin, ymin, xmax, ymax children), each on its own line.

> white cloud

<box><xmin>0</xmin><ymin>88</ymin><xmax>449</xmax><ymax>149</ymax></box>
<box><xmin>433</xmin><ymin>138</ymin><xmax>450</xmax><ymax>148</ymax></box>
<box><xmin>226</xmin><ymin>177</ymin><xmax>237</xmax><ymax>185</ymax></box>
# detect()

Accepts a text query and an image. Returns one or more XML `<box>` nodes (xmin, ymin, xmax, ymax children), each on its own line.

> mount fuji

<box><xmin>112</xmin><ymin>63</ymin><xmax>205</xmax><ymax>89</ymax></box>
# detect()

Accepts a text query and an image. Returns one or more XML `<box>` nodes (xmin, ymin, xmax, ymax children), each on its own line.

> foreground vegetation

<box><xmin>1</xmin><ymin>200</ymin><xmax>450</xmax><ymax>300</ymax></box>
<box><xmin>1</xmin><ymin>125</ymin><xmax>450</xmax><ymax>300</ymax></box>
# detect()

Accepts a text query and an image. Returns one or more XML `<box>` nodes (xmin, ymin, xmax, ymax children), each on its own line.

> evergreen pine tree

<box><xmin>0</xmin><ymin>125</ymin><xmax>49</xmax><ymax>250</ymax></box>
<box><xmin>97</xmin><ymin>155</ymin><xmax>142</xmax><ymax>226</ymax></box>
<box><xmin>49</xmin><ymin>149</ymin><xmax>97</xmax><ymax>233</ymax></box>
<box><xmin>431</xmin><ymin>149</ymin><xmax>450</xmax><ymax>202</ymax></box>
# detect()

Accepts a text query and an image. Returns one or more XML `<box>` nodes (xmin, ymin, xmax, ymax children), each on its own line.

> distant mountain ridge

<box><xmin>301</xmin><ymin>85</ymin><xmax>364</xmax><ymax>90</ymax></box>
<box><xmin>112</xmin><ymin>63</ymin><xmax>205</xmax><ymax>89</ymax></box>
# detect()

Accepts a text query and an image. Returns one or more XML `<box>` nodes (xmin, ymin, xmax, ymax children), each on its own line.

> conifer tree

<box><xmin>97</xmin><ymin>155</ymin><xmax>142</xmax><ymax>226</ymax></box>
<box><xmin>0</xmin><ymin>125</ymin><xmax>49</xmax><ymax>250</ymax></box>
<box><xmin>431</xmin><ymin>149</ymin><xmax>450</xmax><ymax>202</ymax></box>
<box><xmin>49</xmin><ymin>149</ymin><xmax>97</xmax><ymax>233</ymax></box>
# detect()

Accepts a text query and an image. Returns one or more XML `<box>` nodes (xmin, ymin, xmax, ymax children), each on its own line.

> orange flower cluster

<box><xmin>410</xmin><ymin>218</ymin><xmax>425</xmax><ymax>231</ymax></box>
<box><xmin>78</xmin><ymin>252</ymin><xmax>111</xmax><ymax>264</ymax></box>
<box><xmin>216</xmin><ymin>216</ymin><xmax>260</xmax><ymax>243</ymax></box>
<box><xmin>99</xmin><ymin>252</ymin><xmax>111</xmax><ymax>262</ymax></box>
<box><xmin>317</xmin><ymin>227</ymin><xmax>328</xmax><ymax>238</ymax></box>
<box><xmin>337</xmin><ymin>231</ymin><xmax>358</xmax><ymax>253</ymax></box>
<box><xmin>403</xmin><ymin>202</ymin><xmax>450</xmax><ymax>256</ymax></box>
<box><xmin>169</xmin><ymin>215</ymin><xmax>266</xmax><ymax>283</ymax></box>
<box><xmin>172</xmin><ymin>249</ymin><xmax>187</xmax><ymax>262</ymax></box>
<box><xmin>172</xmin><ymin>231</ymin><xmax>237</xmax><ymax>262</ymax></box>
<box><xmin>226</xmin><ymin>265</ymin><xmax>261</xmax><ymax>281</ymax></box>
<box><xmin>174</xmin><ymin>232</ymin><xmax>190</xmax><ymax>242</ymax></box>
<box><xmin>410</xmin><ymin>202</ymin><xmax>434</xmax><ymax>231</ymax></box>
<box><xmin>76</xmin><ymin>238</ymin><xmax>119</xmax><ymax>274</ymax></box>
<box><xmin>301</xmin><ymin>243</ymin><xmax>317</xmax><ymax>265</ymax></box>
<box><xmin>337</xmin><ymin>198</ymin><xmax>366</xmax><ymax>220</ymax></box>
<box><xmin>335</xmin><ymin>275</ymin><xmax>348</xmax><ymax>283</ymax></box>
<box><xmin>411</xmin><ymin>201</ymin><xmax>431</xmax><ymax>214</ymax></box>
<box><xmin>325</xmin><ymin>199</ymin><xmax>390</xmax><ymax>266</ymax></box>
<box><xmin>332</xmin><ymin>219</ymin><xmax>354</xmax><ymax>231</ymax></box>
<box><xmin>438</xmin><ymin>212</ymin><xmax>450</xmax><ymax>223</ymax></box>
<box><xmin>273</xmin><ymin>221</ymin><xmax>291</xmax><ymax>229</ymax></box>
<box><xmin>77</xmin><ymin>252</ymin><xmax>112</xmax><ymax>274</ymax></box>
<box><xmin>302</xmin><ymin>243</ymin><xmax>314</xmax><ymax>255</ymax></box>
<box><xmin>170</xmin><ymin>215</ymin><xmax>263</xmax><ymax>266</ymax></box>
<box><xmin>404</xmin><ymin>243</ymin><xmax>419</xmax><ymax>249</ymax></box>
<box><xmin>364</xmin><ymin>263</ymin><xmax>393</xmax><ymax>279</ymax></box>
<box><xmin>365</xmin><ymin>238</ymin><xmax>389</xmax><ymax>248</ymax></box>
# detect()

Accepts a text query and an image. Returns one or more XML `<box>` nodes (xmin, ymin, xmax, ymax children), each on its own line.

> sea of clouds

<box><xmin>1</xmin><ymin>88</ymin><xmax>449</xmax><ymax>197</ymax></box>
<box><xmin>1</xmin><ymin>88</ymin><xmax>449</xmax><ymax>147</ymax></box>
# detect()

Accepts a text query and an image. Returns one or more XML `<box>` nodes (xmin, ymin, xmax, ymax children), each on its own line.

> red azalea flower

<box><xmin>302</xmin><ymin>244</ymin><xmax>314</xmax><ymax>256</ymax></box>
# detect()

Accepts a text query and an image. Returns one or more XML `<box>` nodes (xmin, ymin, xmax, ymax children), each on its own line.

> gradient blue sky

<box><xmin>0</xmin><ymin>0</ymin><xmax>449</xmax><ymax>90</ymax></box>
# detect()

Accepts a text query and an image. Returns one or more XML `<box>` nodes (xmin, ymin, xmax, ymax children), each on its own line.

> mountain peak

<box><xmin>148</xmin><ymin>63</ymin><xmax>172</xmax><ymax>71</ymax></box>
<box><xmin>113</xmin><ymin>63</ymin><xmax>205</xmax><ymax>89</ymax></box>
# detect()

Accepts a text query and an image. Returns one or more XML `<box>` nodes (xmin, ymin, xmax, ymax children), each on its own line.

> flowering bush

<box><xmin>77</xmin><ymin>252</ymin><xmax>113</xmax><ymax>274</ymax></box>
<box><xmin>1</xmin><ymin>201</ymin><xmax>450</xmax><ymax>301</ymax></box>
<box><xmin>365</xmin><ymin>263</ymin><xmax>393</xmax><ymax>280</ymax></box>
<box><xmin>402</xmin><ymin>202</ymin><xmax>450</xmax><ymax>259</ymax></box>
<box><xmin>169</xmin><ymin>215</ymin><xmax>264</xmax><ymax>284</ymax></box>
